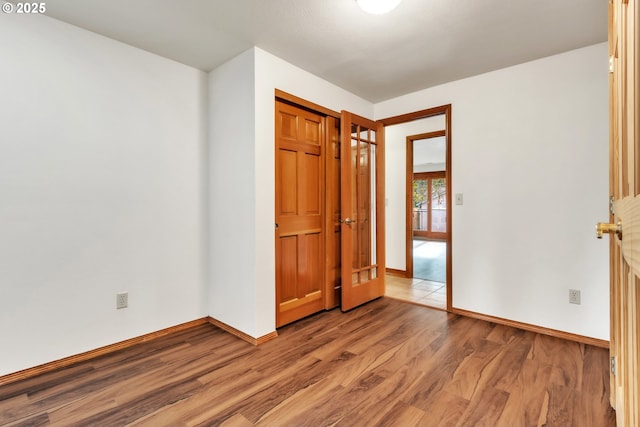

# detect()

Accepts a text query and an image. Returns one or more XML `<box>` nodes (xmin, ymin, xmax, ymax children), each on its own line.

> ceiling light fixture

<box><xmin>356</xmin><ymin>0</ymin><xmax>402</xmax><ymax>15</ymax></box>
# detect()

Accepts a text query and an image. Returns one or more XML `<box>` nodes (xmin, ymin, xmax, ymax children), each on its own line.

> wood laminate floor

<box><xmin>0</xmin><ymin>298</ymin><xmax>615</xmax><ymax>426</ymax></box>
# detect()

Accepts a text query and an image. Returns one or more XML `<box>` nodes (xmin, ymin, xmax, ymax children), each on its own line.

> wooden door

<box><xmin>275</xmin><ymin>101</ymin><xmax>325</xmax><ymax>327</ymax></box>
<box><xmin>340</xmin><ymin>111</ymin><xmax>385</xmax><ymax>311</ymax></box>
<box><xmin>607</xmin><ymin>0</ymin><xmax>639</xmax><ymax>425</ymax></box>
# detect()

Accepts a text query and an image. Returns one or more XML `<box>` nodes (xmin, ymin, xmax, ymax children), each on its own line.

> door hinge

<box><xmin>611</xmin><ymin>356</ymin><xmax>616</xmax><ymax>376</ymax></box>
<box><xmin>610</xmin><ymin>196</ymin><xmax>615</xmax><ymax>215</ymax></box>
<box><xmin>609</xmin><ymin>56</ymin><xmax>615</xmax><ymax>73</ymax></box>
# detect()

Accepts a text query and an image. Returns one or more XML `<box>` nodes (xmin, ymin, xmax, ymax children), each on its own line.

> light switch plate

<box><xmin>455</xmin><ymin>193</ymin><xmax>463</xmax><ymax>205</ymax></box>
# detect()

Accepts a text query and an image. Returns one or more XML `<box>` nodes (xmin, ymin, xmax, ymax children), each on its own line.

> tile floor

<box><xmin>385</xmin><ymin>274</ymin><xmax>446</xmax><ymax>310</ymax></box>
<box><xmin>413</xmin><ymin>240</ymin><xmax>446</xmax><ymax>283</ymax></box>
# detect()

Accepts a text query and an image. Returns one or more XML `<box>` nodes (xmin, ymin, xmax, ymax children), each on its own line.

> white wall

<box><xmin>0</xmin><ymin>14</ymin><xmax>209</xmax><ymax>376</ymax></box>
<box><xmin>208</xmin><ymin>49</ymin><xmax>258</xmax><ymax>336</ymax></box>
<box><xmin>208</xmin><ymin>47</ymin><xmax>372</xmax><ymax>338</ymax></box>
<box><xmin>377</xmin><ymin>43</ymin><xmax>610</xmax><ymax>340</ymax></box>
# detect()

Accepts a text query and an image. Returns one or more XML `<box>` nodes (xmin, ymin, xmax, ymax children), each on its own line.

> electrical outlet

<box><xmin>569</xmin><ymin>289</ymin><xmax>581</xmax><ymax>305</ymax></box>
<box><xmin>116</xmin><ymin>292</ymin><xmax>128</xmax><ymax>309</ymax></box>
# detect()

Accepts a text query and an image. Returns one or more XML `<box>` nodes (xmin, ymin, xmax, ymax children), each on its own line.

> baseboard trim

<box><xmin>208</xmin><ymin>317</ymin><xmax>278</xmax><ymax>346</ymax></box>
<box><xmin>0</xmin><ymin>318</ymin><xmax>210</xmax><ymax>387</ymax></box>
<box><xmin>451</xmin><ymin>307</ymin><xmax>609</xmax><ymax>349</ymax></box>
<box><xmin>386</xmin><ymin>268</ymin><xmax>407</xmax><ymax>277</ymax></box>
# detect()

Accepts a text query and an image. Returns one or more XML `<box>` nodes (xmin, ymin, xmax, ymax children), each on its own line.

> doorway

<box><xmin>408</xmin><ymin>132</ymin><xmax>448</xmax><ymax>309</ymax></box>
<box><xmin>380</xmin><ymin>105</ymin><xmax>452</xmax><ymax>311</ymax></box>
<box><xmin>409</xmin><ymin>132</ymin><xmax>448</xmax><ymax>284</ymax></box>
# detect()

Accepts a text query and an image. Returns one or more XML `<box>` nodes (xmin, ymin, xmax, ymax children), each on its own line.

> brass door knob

<box><xmin>596</xmin><ymin>221</ymin><xmax>622</xmax><ymax>239</ymax></box>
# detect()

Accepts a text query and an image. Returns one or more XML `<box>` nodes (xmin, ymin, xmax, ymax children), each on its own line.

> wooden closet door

<box><xmin>275</xmin><ymin>101</ymin><xmax>325</xmax><ymax>327</ymax></box>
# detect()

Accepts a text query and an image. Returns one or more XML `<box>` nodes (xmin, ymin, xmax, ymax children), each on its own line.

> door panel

<box><xmin>279</xmin><ymin>236</ymin><xmax>298</xmax><ymax>300</ymax></box>
<box><xmin>275</xmin><ymin>101</ymin><xmax>325</xmax><ymax>327</ymax></box>
<box><xmin>340</xmin><ymin>111</ymin><xmax>385</xmax><ymax>311</ymax></box>
<box><xmin>303</xmin><ymin>153</ymin><xmax>321</xmax><ymax>214</ymax></box>
<box><xmin>279</xmin><ymin>150</ymin><xmax>297</xmax><ymax>214</ymax></box>
<box><xmin>607</xmin><ymin>1</ymin><xmax>639</xmax><ymax>425</ymax></box>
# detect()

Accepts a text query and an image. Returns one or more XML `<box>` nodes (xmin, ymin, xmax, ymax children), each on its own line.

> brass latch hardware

<box><xmin>596</xmin><ymin>221</ymin><xmax>622</xmax><ymax>239</ymax></box>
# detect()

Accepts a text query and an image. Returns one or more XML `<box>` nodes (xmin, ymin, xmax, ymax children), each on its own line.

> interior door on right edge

<box><xmin>340</xmin><ymin>111</ymin><xmax>385</xmax><ymax>311</ymax></box>
<box><xmin>606</xmin><ymin>1</ymin><xmax>639</xmax><ymax>426</ymax></box>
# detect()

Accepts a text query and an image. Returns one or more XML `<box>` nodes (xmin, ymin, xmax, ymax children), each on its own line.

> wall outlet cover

<box><xmin>117</xmin><ymin>292</ymin><xmax>128</xmax><ymax>309</ymax></box>
<box><xmin>569</xmin><ymin>289</ymin><xmax>581</xmax><ymax>305</ymax></box>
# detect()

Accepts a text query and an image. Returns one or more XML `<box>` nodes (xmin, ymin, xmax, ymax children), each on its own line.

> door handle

<box><xmin>341</xmin><ymin>218</ymin><xmax>356</xmax><ymax>225</ymax></box>
<box><xmin>596</xmin><ymin>221</ymin><xmax>622</xmax><ymax>239</ymax></box>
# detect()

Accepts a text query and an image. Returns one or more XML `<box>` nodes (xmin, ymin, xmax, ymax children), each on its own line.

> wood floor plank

<box><xmin>0</xmin><ymin>298</ymin><xmax>616</xmax><ymax>427</ymax></box>
<box><xmin>550</xmin><ymin>339</ymin><xmax>585</xmax><ymax>390</ymax></box>
<box><xmin>495</xmin><ymin>359</ymin><xmax>553</xmax><ymax>427</ymax></box>
<box><xmin>336</xmin><ymin>366</ymin><xmax>428</xmax><ymax>426</ymax></box>
<box><xmin>545</xmin><ymin>384</ymin><xmax>575</xmax><ymax>426</ymax></box>
<box><xmin>130</xmin><ymin>369</ymin><xmax>266</xmax><ymax>426</ymax></box>
<box><xmin>7</xmin><ymin>412</ymin><xmax>50</xmax><ymax>427</ymax></box>
<box><xmin>455</xmin><ymin>385</ymin><xmax>510</xmax><ymax>427</ymax></box>
<box><xmin>375</xmin><ymin>401</ymin><xmax>426</xmax><ymax>427</ymax></box>
<box><xmin>490</xmin><ymin>331</ymin><xmax>535</xmax><ymax>392</ymax></box>
<box><xmin>256</xmin><ymin>378</ymin><xmax>345</xmax><ymax>426</ymax></box>
<box><xmin>413</xmin><ymin>389</ymin><xmax>469</xmax><ymax>427</ymax></box>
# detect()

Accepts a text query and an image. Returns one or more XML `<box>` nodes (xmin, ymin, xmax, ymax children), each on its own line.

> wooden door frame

<box><xmin>380</xmin><ymin>105</ymin><xmax>452</xmax><ymax>312</ymax></box>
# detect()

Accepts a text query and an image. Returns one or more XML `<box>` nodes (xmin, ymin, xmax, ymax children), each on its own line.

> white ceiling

<box><xmin>41</xmin><ymin>0</ymin><xmax>607</xmax><ymax>102</ymax></box>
